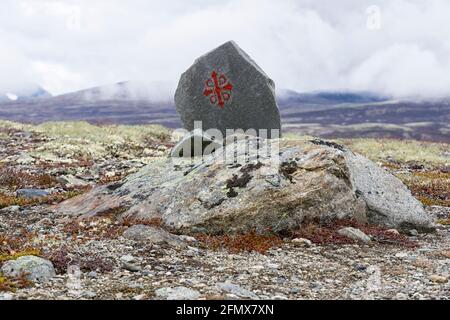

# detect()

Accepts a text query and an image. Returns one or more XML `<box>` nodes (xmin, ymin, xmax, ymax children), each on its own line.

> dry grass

<box><xmin>397</xmin><ymin>171</ymin><xmax>450</xmax><ymax>207</ymax></box>
<box><xmin>0</xmin><ymin>190</ymin><xmax>88</xmax><ymax>209</ymax></box>
<box><xmin>338</xmin><ymin>138</ymin><xmax>449</xmax><ymax>166</ymax></box>
<box><xmin>0</xmin><ymin>166</ymin><xmax>58</xmax><ymax>190</ymax></box>
<box><xmin>0</xmin><ymin>273</ymin><xmax>33</xmax><ymax>292</ymax></box>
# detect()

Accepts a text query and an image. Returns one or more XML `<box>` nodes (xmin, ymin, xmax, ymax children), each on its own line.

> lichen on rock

<box><xmin>55</xmin><ymin>136</ymin><xmax>434</xmax><ymax>235</ymax></box>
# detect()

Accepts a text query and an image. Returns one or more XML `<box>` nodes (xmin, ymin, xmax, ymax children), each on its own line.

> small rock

<box><xmin>430</xmin><ymin>275</ymin><xmax>448</xmax><ymax>284</ymax></box>
<box><xmin>17</xmin><ymin>154</ymin><xmax>35</xmax><ymax>165</ymax></box>
<box><xmin>133</xmin><ymin>294</ymin><xmax>147</xmax><ymax>300</ymax></box>
<box><xmin>386</xmin><ymin>229</ymin><xmax>400</xmax><ymax>235</ymax></box>
<box><xmin>120</xmin><ymin>254</ymin><xmax>136</xmax><ymax>263</ymax></box>
<box><xmin>37</xmin><ymin>218</ymin><xmax>53</xmax><ymax>227</ymax></box>
<box><xmin>87</xmin><ymin>271</ymin><xmax>98</xmax><ymax>279</ymax></box>
<box><xmin>291</xmin><ymin>238</ymin><xmax>313</xmax><ymax>247</ymax></box>
<box><xmin>155</xmin><ymin>286</ymin><xmax>200</xmax><ymax>300</ymax></box>
<box><xmin>409</xmin><ymin>229</ymin><xmax>419</xmax><ymax>236</ymax></box>
<box><xmin>395</xmin><ymin>252</ymin><xmax>408</xmax><ymax>259</ymax></box>
<box><xmin>178</xmin><ymin>235</ymin><xmax>198</xmax><ymax>243</ymax></box>
<box><xmin>395</xmin><ymin>293</ymin><xmax>409</xmax><ymax>300</ymax></box>
<box><xmin>353</xmin><ymin>264</ymin><xmax>367</xmax><ymax>272</ymax></box>
<box><xmin>0</xmin><ymin>205</ymin><xmax>20</xmax><ymax>213</ymax></box>
<box><xmin>122</xmin><ymin>262</ymin><xmax>141</xmax><ymax>272</ymax></box>
<box><xmin>115</xmin><ymin>292</ymin><xmax>124</xmax><ymax>299</ymax></box>
<box><xmin>122</xmin><ymin>225</ymin><xmax>186</xmax><ymax>248</ymax></box>
<box><xmin>1</xmin><ymin>256</ymin><xmax>56</xmax><ymax>282</ymax></box>
<box><xmin>216</xmin><ymin>282</ymin><xmax>259</xmax><ymax>299</ymax></box>
<box><xmin>271</xmin><ymin>295</ymin><xmax>288</xmax><ymax>300</ymax></box>
<box><xmin>0</xmin><ymin>293</ymin><xmax>14</xmax><ymax>300</ymax></box>
<box><xmin>16</xmin><ymin>189</ymin><xmax>51</xmax><ymax>199</ymax></box>
<box><xmin>251</xmin><ymin>265</ymin><xmax>265</xmax><ymax>272</ymax></box>
<box><xmin>337</xmin><ymin>227</ymin><xmax>371</xmax><ymax>243</ymax></box>
<box><xmin>84</xmin><ymin>291</ymin><xmax>97</xmax><ymax>299</ymax></box>
<box><xmin>57</xmin><ymin>174</ymin><xmax>90</xmax><ymax>188</ymax></box>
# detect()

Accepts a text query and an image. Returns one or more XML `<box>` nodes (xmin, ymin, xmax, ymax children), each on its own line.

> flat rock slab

<box><xmin>175</xmin><ymin>41</ymin><xmax>281</xmax><ymax>138</ymax></box>
<box><xmin>55</xmin><ymin>138</ymin><xmax>434</xmax><ymax>235</ymax></box>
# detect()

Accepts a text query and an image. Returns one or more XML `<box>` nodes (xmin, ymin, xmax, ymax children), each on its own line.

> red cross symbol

<box><xmin>203</xmin><ymin>70</ymin><xmax>233</xmax><ymax>108</ymax></box>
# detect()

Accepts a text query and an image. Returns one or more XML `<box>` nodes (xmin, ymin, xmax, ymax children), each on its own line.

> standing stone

<box><xmin>175</xmin><ymin>41</ymin><xmax>281</xmax><ymax>139</ymax></box>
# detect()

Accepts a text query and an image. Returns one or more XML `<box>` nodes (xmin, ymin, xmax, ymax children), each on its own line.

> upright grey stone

<box><xmin>175</xmin><ymin>41</ymin><xmax>281</xmax><ymax>139</ymax></box>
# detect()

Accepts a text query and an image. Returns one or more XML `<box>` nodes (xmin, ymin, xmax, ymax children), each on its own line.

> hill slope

<box><xmin>0</xmin><ymin>83</ymin><xmax>448</xmax><ymax>142</ymax></box>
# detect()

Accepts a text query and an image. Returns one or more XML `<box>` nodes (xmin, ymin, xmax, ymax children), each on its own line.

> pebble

<box><xmin>120</xmin><ymin>254</ymin><xmax>136</xmax><ymax>263</ymax></box>
<box><xmin>429</xmin><ymin>275</ymin><xmax>448</xmax><ymax>284</ymax></box>
<box><xmin>292</xmin><ymin>238</ymin><xmax>313</xmax><ymax>247</ymax></box>
<box><xmin>122</xmin><ymin>262</ymin><xmax>141</xmax><ymax>272</ymax></box>
<box><xmin>216</xmin><ymin>282</ymin><xmax>259</xmax><ymax>299</ymax></box>
<box><xmin>395</xmin><ymin>293</ymin><xmax>409</xmax><ymax>300</ymax></box>
<box><xmin>338</xmin><ymin>227</ymin><xmax>371</xmax><ymax>243</ymax></box>
<box><xmin>395</xmin><ymin>252</ymin><xmax>408</xmax><ymax>259</ymax></box>
<box><xmin>386</xmin><ymin>229</ymin><xmax>400</xmax><ymax>235</ymax></box>
<box><xmin>155</xmin><ymin>286</ymin><xmax>200</xmax><ymax>300</ymax></box>
<box><xmin>0</xmin><ymin>293</ymin><xmax>14</xmax><ymax>300</ymax></box>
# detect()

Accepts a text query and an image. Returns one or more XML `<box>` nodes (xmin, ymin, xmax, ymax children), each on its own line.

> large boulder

<box><xmin>1</xmin><ymin>256</ymin><xmax>56</xmax><ymax>282</ymax></box>
<box><xmin>175</xmin><ymin>41</ymin><xmax>281</xmax><ymax>138</ymax></box>
<box><xmin>54</xmin><ymin>138</ymin><xmax>434</xmax><ymax>234</ymax></box>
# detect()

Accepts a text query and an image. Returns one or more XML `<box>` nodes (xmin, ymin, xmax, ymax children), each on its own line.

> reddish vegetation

<box><xmin>406</xmin><ymin>171</ymin><xmax>450</xmax><ymax>207</ymax></box>
<box><xmin>121</xmin><ymin>216</ymin><xmax>163</xmax><ymax>228</ymax></box>
<box><xmin>62</xmin><ymin>217</ymin><xmax>125</xmax><ymax>240</ymax></box>
<box><xmin>0</xmin><ymin>189</ymin><xmax>88</xmax><ymax>209</ymax></box>
<box><xmin>196</xmin><ymin>231</ymin><xmax>283</xmax><ymax>254</ymax></box>
<box><xmin>0</xmin><ymin>229</ymin><xmax>41</xmax><ymax>258</ymax></box>
<box><xmin>45</xmin><ymin>246</ymin><xmax>114</xmax><ymax>274</ymax></box>
<box><xmin>0</xmin><ymin>273</ymin><xmax>33</xmax><ymax>292</ymax></box>
<box><xmin>35</xmin><ymin>158</ymin><xmax>94</xmax><ymax>170</ymax></box>
<box><xmin>0</xmin><ymin>166</ymin><xmax>57</xmax><ymax>190</ymax></box>
<box><xmin>294</xmin><ymin>219</ymin><xmax>419</xmax><ymax>248</ymax></box>
<box><xmin>196</xmin><ymin>219</ymin><xmax>419</xmax><ymax>254</ymax></box>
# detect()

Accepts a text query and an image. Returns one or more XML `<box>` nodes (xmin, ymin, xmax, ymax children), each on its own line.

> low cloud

<box><xmin>1</xmin><ymin>0</ymin><xmax>450</xmax><ymax>99</ymax></box>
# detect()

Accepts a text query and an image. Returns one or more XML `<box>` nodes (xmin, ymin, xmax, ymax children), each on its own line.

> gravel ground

<box><xmin>0</xmin><ymin>122</ymin><xmax>448</xmax><ymax>300</ymax></box>
<box><xmin>0</xmin><ymin>204</ymin><xmax>448</xmax><ymax>300</ymax></box>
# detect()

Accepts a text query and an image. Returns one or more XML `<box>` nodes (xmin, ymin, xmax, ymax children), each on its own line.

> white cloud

<box><xmin>1</xmin><ymin>0</ymin><xmax>450</xmax><ymax>98</ymax></box>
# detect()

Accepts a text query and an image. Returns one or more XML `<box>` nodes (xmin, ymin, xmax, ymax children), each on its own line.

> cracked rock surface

<box><xmin>56</xmin><ymin>137</ymin><xmax>433</xmax><ymax>234</ymax></box>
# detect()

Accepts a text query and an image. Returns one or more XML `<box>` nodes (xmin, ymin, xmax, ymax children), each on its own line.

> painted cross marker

<box><xmin>203</xmin><ymin>70</ymin><xmax>233</xmax><ymax>108</ymax></box>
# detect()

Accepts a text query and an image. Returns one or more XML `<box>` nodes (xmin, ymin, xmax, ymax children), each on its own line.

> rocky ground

<box><xmin>0</xmin><ymin>120</ymin><xmax>448</xmax><ymax>300</ymax></box>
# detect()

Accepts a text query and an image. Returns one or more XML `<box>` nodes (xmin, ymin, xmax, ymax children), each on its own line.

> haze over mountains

<box><xmin>0</xmin><ymin>81</ymin><xmax>449</xmax><ymax>143</ymax></box>
<box><xmin>0</xmin><ymin>83</ymin><xmax>51</xmax><ymax>103</ymax></box>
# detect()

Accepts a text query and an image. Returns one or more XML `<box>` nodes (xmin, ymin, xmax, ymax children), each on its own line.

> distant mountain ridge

<box><xmin>0</xmin><ymin>82</ymin><xmax>449</xmax><ymax>142</ymax></box>
<box><xmin>278</xmin><ymin>90</ymin><xmax>390</xmax><ymax>105</ymax></box>
<box><xmin>0</xmin><ymin>84</ymin><xmax>51</xmax><ymax>103</ymax></box>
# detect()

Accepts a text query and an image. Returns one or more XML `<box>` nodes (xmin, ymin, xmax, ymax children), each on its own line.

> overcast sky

<box><xmin>1</xmin><ymin>0</ymin><xmax>450</xmax><ymax>98</ymax></box>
